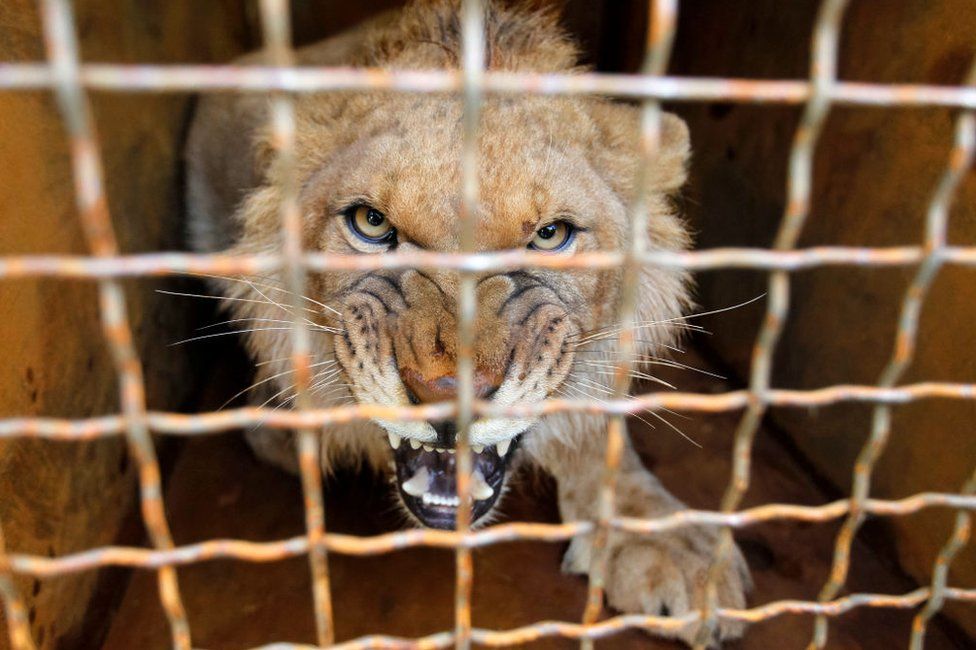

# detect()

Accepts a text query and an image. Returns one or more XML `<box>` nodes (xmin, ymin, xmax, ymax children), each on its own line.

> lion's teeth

<box><xmin>402</xmin><ymin>467</ymin><xmax>429</xmax><ymax>497</ymax></box>
<box><xmin>409</xmin><ymin>438</ymin><xmax>421</xmax><ymax>450</ymax></box>
<box><xmin>496</xmin><ymin>439</ymin><xmax>511</xmax><ymax>457</ymax></box>
<box><xmin>387</xmin><ymin>432</ymin><xmax>401</xmax><ymax>450</ymax></box>
<box><xmin>421</xmin><ymin>492</ymin><xmax>460</xmax><ymax>507</ymax></box>
<box><xmin>472</xmin><ymin>445</ymin><xmax>484</xmax><ymax>454</ymax></box>
<box><xmin>471</xmin><ymin>470</ymin><xmax>494</xmax><ymax>501</ymax></box>
<box><xmin>423</xmin><ymin>444</ymin><xmax>434</xmax><ymax>452</ymax></box>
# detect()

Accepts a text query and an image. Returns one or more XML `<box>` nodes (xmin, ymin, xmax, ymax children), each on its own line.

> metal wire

<box><xmin>580</xmin><ymin>2</ymin><xmax>677</xmax><ymax>647</ymax></box>
<box><xmin>36</xmin><ymin>0</ymin><xmax>191</xmax><ymax>647</ymax></box>
<box><xmin>0</xmin><ymin>521</ymin><xmax>34</xmax><ymax>650</ymax></box>
<box><xmin>1</xmin><ymin>1</ymin><xmax>975</xmax><ymax>648</ymax></box>
<box><xmin>454</xmin><ymin>2</ymin><xmax>485</xmax><ymax>647</ymax></box>
<box><xmin>910</xmin><ymin>465</ymin><xmax>976</xmax><ymax>649</ymax></box>
<box><xmin>4</xmin><ymin>245</ymin><xmax>976</xmax><ymax>279</ymax></box>
<box><xmin>1</xmin><ymin>381</ymin><xmax>974</xmax><ymax>438</ymax></box>
<box><xmin>257</xmin><ymin>0</ymin><xmax>335</xmax><ymax>644</ymax></box>
<box><xmin>3</xmin><ymin>493</ymin><xmax>975</xmax><ymax>577</ymax></box>
<box><xmin>4</xmin><ymin>63</ymin><xmax>976</xmax><ymax>109</ymax></box>
<box><xmin>810</xmin><ymin>54</ymin><xmax>976</xmax><ymax>650</ymax></box>
<box><xmin>695</xmin><ymin>1</ymin><xmax>850</xmax><ymax>647</ymax></box>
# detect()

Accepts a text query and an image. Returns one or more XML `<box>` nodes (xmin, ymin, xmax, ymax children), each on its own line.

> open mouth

<box><xmin>389</xmin><ymin>433</ymin><xmax>519</xmax><ymax>529</ymax></box>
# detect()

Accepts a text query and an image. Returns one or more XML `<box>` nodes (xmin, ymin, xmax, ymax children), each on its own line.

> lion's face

<box><xmin>228</xmin><ymin>92</ymin><xmax>691</xmax><ymax>529</ymax></box>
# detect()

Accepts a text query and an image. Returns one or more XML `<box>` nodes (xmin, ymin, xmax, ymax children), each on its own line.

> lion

<box><xmin>185</xmin><ymin>0</ymin><xmax>750</xmax><ymax>644</ymax></box>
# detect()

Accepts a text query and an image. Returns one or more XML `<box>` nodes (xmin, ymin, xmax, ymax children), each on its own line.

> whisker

<box><xmin>568</xmin><ymin>294</ymin><xmax>765</xmax><ymax>343</ymax></box>
<box><xmin>197</xmin><ymin>317</ymin><xmax>306</xmax><ymax>331</ymax></box>
<box><xmin>193</xmin><ymin>273</ymin><xmax>346</xmax><ymax>320</ymax></box>
<box><xmin>642</xmin><ymin>409</ymin><xmax>702</xmax><ymax>449</ymax></box>
<box><xmin>560</xmin><ymin>378</ymin><xmax>700</xmax><ymax>447</ymax></box>
<box><xmin>169</xmin><ymin>327</ymin><xmax>299</xmax><ymax>346</ymax></box>
<box><xmin>156</xmin><ymin>289</ymin><xmax>317</xmax><ymax>314</ymax></box>
<box><xmin>574</xmin><ymin>356</ymin><xmax>725</xmax><ymax>381</ymax></box>
<box><xmin>574</xmin><ymin>364</ymin><xmax>677</xmax><ymax>390</ymax></box>
<box><xmin>565</xmin><ymin>374</ymin><xmax>615</xmax><ymax>397</ymax></box>
<box><xmin>255</xmin><ymin>353</ymin><xmax>321</xmax><ymax>367</ymax></box>
<box><xmin>219</xmin><ymin>360</ymin><xmax>338</xmax><ymax>410</ymax></box>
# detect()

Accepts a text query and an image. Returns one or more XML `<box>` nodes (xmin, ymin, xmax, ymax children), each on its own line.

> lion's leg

<box><xmin>528</xmin><ymin>416</ymin><xmax>751</xmax><ymax>646</ymax></box>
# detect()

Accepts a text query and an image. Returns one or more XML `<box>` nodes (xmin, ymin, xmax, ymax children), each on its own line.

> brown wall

<box><xmin>671</xmin><ymin>0</ymin><xmax>976</xmax><ymax>635</ymax></box>
<box><xmin>0</xmin><ymin>0</ymin><xmax>250</xmax><ymax>646</ymax></box>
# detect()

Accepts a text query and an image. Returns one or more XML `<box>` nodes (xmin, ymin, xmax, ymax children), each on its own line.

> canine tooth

<box><xmin>402</xmin><ymin>468</ymin><xmax>429</xmax><ymax>497</ymax></box>
<box><xmin>409</xmin><ymin>438</ymin><xmax>421</xmax><ymax>450</ymax></box>
<box><xmin>471</xmin><ymin>470</ymin><xmax>494</xmax><ymax>501</ymax></box>
<box><xmin>423</xmin><ymin>444</ymin><xmax>434</xmax><ymax>452</ymax></box>
<box><xmin>472</xmin><ymin>445</ymin><xmax>484</xmax><ymax>454</ymax></box>
<box><xmin>387</xmin><ymin>432</ymin><xmax>401</xmax><ymax>449</ymax></box>
<box><xmin>496</xmin><ymin>439</ymin><xmax>511</xmax><ymax>457</ymax></box>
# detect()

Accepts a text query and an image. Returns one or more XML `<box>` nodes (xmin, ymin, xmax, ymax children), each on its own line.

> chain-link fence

<box><xmin>1</xmin><ymin>0</ymin><xmax>975</xmax><ymax>648</ymax></box>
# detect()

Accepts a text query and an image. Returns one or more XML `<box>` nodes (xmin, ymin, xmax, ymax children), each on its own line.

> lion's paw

<box><xmin>564</xmin><ymin>529</ymin><xmax>751</xmax><ymax>647</ymax></box>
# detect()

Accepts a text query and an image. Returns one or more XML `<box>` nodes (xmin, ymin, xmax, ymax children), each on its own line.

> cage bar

<box><xmin>1</xmin><ymin>381</ymin><xmax>975</xmax><ymax>441</ymax></box>
<box><xmin>811</xmin><ymin>54</ymin><xmax>976</xmax><ymax>650</ymax></box>
<box><xmin>693</xmin><ymin>1</ymin><xmax>850</xmax><ymax>647</ymax></box>
<box><xmin>580</xmin><ymin>1</ymin><xmax>679</xmax><ymax>646</ymax></box>
<box><xmin>35</xmin><ymin>0</ymin><xmax>192</xmax><ymax>647</ymax></box>
<box><xmin>452</xmin><ymin>1</ymin><xmax>486</xmax><ymax>648</ymax></box>
<box><xmin>256</xmin><ymin>0</ymin><xmax>336</xmax><ymax>644</ymax></box>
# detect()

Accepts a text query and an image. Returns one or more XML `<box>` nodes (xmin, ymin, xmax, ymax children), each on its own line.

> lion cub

<box><xmin>186</xmin><ymin>0</ymin><xmax>749</xmax><ymax>644</ymax></box>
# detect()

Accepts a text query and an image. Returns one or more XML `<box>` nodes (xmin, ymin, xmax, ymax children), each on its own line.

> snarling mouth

<box><xmin>390</xmin><ymin>433</ymin><xmax>519</xmax><ymax>529</ymax></box>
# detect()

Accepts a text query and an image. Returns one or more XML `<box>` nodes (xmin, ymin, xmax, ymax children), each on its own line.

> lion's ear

<box><xmin>589</xmin><ymin>102</ymin><xmax>690</xmax><ymax>197</ymax></box>
<box><xmin>653</xmin><ymin>112</ymin><xmax>691</xmax><ymax>193</ymax></box>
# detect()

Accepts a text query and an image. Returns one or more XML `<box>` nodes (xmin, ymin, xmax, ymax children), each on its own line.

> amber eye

<box><xmin>347</xmin><ymin>205</ymin><xmax>395</xmax><ymax>244</ymax></box>
<box><xmin>529</xmin><ymin>220</ymin><xmax>575</xmax><ymax>252</ymax></box>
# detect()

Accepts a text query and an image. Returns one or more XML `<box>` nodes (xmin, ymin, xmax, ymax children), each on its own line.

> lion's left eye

<box><xmin>347</xmin><ymin>205</ymin><xmax>396</xmax><ymax>244</ymax></box>
<box><xmin>529</xmin><ymin>220</ymin><xmax>575</xmax><ymax>252</ymax></box>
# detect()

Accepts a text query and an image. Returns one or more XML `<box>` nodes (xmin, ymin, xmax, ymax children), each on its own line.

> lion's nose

<box><xmin>400</xmin><ymin>368</ymin><xmax>502</xmax><ymax>448</ymax></box>
<box><xmin>400</xmin><ymin>367</ymin><xmax>502</xmax><ymax>404</ymax></box>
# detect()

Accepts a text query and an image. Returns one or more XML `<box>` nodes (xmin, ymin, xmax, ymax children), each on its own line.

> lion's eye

<box><xmin>529</xmin><ymin>220</ymin><xmax>575</xmax><ymax>252</ymax></box>
<box><xmin>348</xmin><ymin>205</ymin><xmax>395</xmax><ymax>244</ymax></box>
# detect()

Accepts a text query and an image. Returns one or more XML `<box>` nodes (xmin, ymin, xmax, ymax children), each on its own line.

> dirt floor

<box><xmin>100</xmin><ymin>348</ymin><xmax>970</xmax><ymax>649</ymax></box>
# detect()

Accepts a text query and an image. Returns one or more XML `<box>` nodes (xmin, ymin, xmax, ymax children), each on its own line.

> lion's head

<box><xmin>220</xmin><ymin>1</ymin><xmax>692</xmax><ymax>529</ymax></box>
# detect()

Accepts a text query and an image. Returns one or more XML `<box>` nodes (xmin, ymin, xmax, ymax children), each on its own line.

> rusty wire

<box><xmin>5</xmin><ymin>62</ymin><xmax>976</xmax><ymax>109</ymax></box>
<box><xmin>3</xmin><ymin>493</ymin><xmax>976</xmax><ymax>578</ymax></box>
<box><xmin>696</xmin><ymin>2</ymin><xmax>850</xmax><ymax>647</ymax></box>
<box><xmin>4</xmin><ymin>245</ymin><xmax>976</xmax><ymax>279</ymax></box>
<box><xmin>257</xmin><ymin>0</ymin><xmax>335</xmax><ymax>645</ymax></box>
<box><xmin>810</xmin><ymin>55</ymin><xmax>976</xmax><ymax>650</ymax></box>
<box><xmin>0</xmin><ymin>522</ymin><xmax>33</xmax><ymax>650</ymax></box>
<box><xmin>2</xmin><ymin>0</ymin><xmax>976</xmax><ymax>648</ymax></box>
<box><xmin>1</xmin><ymin>381</ymin><xmax>975</xmax><ymax>440</ymax></box>
<box><xmin>580</xmin><ymin>2</ymin><xmax>678</xmax><ymax>647</ymax></box>
<box><xmin>34</xmin><ymin>0</ymin><xmax>192</xmax><ymax>647</ymax></box>
<box><xmin>452</xmin><ymin>2</ymin><xmax>485</xmax><ymax>648</ymax></box>
<box><xmin>910</xmin><ymin>465</ymin><xmax>976</xmax><ymax>649</ymax></box>
<box><xmin>248</xmin><ymin>584</ymin><xmax>976</xmax><ymax>649</ymax></box>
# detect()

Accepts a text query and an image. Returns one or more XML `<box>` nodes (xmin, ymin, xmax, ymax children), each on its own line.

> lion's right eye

<box><xmin>347</xmin><ymin>205</ymin><xmax>396</xmax><ymax>244</ymax></box>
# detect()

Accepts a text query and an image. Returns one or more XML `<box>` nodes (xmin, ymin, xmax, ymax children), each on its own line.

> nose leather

<box><xmin>400</xmin><ymin>367</ymin><xmax>501</xmax><ymax>404</ymax></box>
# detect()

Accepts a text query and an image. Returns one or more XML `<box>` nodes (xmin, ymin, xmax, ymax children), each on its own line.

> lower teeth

<box><xmin>421</xmin><ymin>493</ymin><xmax>461</xmax><ymax>507</ymax></box>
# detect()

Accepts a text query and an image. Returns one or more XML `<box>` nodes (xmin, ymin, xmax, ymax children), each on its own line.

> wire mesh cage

<box><xmin>0</xmin><ymin>0</ymin><xmax>975</xmax><ymax>648</ymax></box>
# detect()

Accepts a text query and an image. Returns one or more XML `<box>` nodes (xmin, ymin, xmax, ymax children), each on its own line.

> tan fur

<box><xmin>185</xmin><ymin>1</ymin><xmax>748</xmax><ymax>645</ymax></box>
